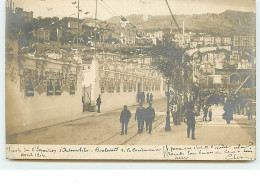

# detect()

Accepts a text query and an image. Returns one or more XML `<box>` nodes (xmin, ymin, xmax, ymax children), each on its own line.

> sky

<box><xmin>9</xmin><ymin>0</ymin><xmax>256</xmax><ymax>20</ymax></box>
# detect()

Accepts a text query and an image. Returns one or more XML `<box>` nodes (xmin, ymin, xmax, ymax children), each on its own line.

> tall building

<box><xmin>6</xmin><ymin>0</ymin><xmax>33</xmax><ymax>38</ymax></box>
<box><xmin>233</xmin><ymin>35</ymin><xmax>256</xmax><ymax>50</ymax></box>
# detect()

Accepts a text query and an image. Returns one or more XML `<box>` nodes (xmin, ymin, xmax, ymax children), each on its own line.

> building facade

<box><xmin>6</xmin><ymin>40</ymin><xmax>82</xmax><ymax>132</ymax></box>
<box><xmin>82</xmin><ymin>53</ymin><xmax>165</xmax><ymax>111</ymax></box>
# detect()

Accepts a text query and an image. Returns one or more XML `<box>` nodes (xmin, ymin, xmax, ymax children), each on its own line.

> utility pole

<box><xmin>119</xmin><ymin>15</ymin><xmax>122</xmax><ymax>61</ymax></box>
<box><xmin>77</xmin><ymin>0</ymin><xmax>80</xmax><ymax>50</ymax></box>
<box><xmin>94</xmin><ymin>0</ymin><xmax>98</xmax><ymax>56</ymax></box>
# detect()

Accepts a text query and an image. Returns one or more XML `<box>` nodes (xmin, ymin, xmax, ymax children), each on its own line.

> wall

<box><xmin>6</xmin><ymin>40</ymin><xmax>82</xmax><ymax>131</ymax></box>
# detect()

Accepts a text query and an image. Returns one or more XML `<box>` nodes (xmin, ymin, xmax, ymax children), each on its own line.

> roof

<box><xmin>121</xmin><ymin>17</ymin><xmax>128</xmax><ymax>22</ymax></box>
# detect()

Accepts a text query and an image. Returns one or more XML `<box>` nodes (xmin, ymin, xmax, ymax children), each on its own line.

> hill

<box><xmin>107</xmin><ymin>10</ymin><xmax>256</xmax><ymax>36</ymax></box>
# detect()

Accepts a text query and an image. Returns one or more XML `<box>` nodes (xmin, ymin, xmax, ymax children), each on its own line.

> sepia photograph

<box><xmin>5</xmin><ymin>0</ymin><xmax>256</xmax><ymax>160</ymax></box>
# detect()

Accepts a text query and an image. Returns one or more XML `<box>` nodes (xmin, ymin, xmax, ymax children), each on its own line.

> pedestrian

<box><xmin>222</xmin><ymin>100</ymin><xmax>234</xmax><ymax>124</ymax></box>
<box><xmin>208</xmin><ymin>107</ymin><xmax>212</xmax><ymax>121</ymax></box>
<box><xmin>96</xmin><ymin>95</ymin><xmax>102</xmax><ymax>113</ymax></box>
<box><xmin>141</xmin><ymin>92</ymin><xmax>145</xmax><ymax>103</ymax></box>
<box><xmin>171</xmin><ymin>104</ymin><xmax>177</xmax><ymax>126</ymax></box>
<box><xmin>145</xmin><ymin>102</ymin><xmax>155</xmax><ymax>134</ymax></box>
<box><xmin>120</xmin><ymin>105</ymin><xmax>132</xmax><ymax>135</ymax></box>
<box><xmin>203</xmin><ymin>105</ymin><xmax>208</xmax><ymax>121</ymax></box>
<box><xmin>149</xmin><ymin>93</ymin><xmax>153</xmax><ymax>103</ymax></box>
<box><xmin>247</xmin><ymin>103</ymin><xmax>253</xmax><ymax>120</ymax></box>
<box><xmin>135</xmin><ymin>102</ymin><xmax>146</xmax><ymax>133</ymax></box>
<box><xmin>146</xmin><ymin>93</ymin><xmax>150</xmax><ymax>104</ymax></box>
<box><xmin>185</xmin><ymin>104</ymin><xmax>198</xmax><ymax>140</ymax></box>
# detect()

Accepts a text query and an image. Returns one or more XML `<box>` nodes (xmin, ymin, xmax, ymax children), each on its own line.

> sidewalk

<box><xmin>126</xmin><ymin>105</ymin><xmax>256</xmax><ymax>146</ymax></box>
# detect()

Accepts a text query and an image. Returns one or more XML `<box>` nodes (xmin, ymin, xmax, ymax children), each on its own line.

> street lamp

<box><xmin>165</xmin><ymin>80</ymin><xmax>171</xmax><ymax>131</ymax></box>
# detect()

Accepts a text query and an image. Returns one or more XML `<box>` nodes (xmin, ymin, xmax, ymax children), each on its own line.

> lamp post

<box><xmin>165</xmin><ymin>80</ymin><xmax>171</xmax><ymax>131</ymax></box>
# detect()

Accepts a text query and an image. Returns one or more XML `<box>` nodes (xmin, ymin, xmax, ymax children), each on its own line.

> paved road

<box><xmin>7</xmin><ymin>99</ymin><xmax>167</xmax><ymax>145</ymax></box>
<box><xmin>8</xmin><ymin>99</ymin><xmax>255</xmax><ymax>146</ymax></box>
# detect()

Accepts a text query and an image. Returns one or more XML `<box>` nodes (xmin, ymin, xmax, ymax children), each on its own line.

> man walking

<box><xmin>149</xmin><ymin>93</ymin><xmax>153</xmax><ymax>103</ymax></box>
<box><xmin>120</xmin><ymin>105</ymin><xmax>132</xmax><ymax>135</ymax></box>
<box><xmin>145</xmin><ymin>103</ymin><xmax>155</xmax><ymax>134</ymax></box>
<box><xmin>185</xmin><ymin>104</ymin><xmax>198</xmax><ymax>140</ymax></box>
<box><xmin>135</xmin><ymin>102</ymin><xmax>145</xmax><ymax>133</ymax></box>
<box><xmin>146</xmin><ymin>93</ymin><xmax>150</xmax><ymax>104</ymax></box>
<box><xmin>203</xmin><ymin>105</ymin><xmax>208</xmax><ymax>121</ymax></box>
<box><xmin>96</xmin><ymin>95</ymin><xmax>102</xmax><ymax>113</ymax></box>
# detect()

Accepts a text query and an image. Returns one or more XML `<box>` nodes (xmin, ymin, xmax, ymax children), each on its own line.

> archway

<box><xmin>230</xmin><ymin>74</ymin><xmax>240</xmax><ymax>84</ymax></box>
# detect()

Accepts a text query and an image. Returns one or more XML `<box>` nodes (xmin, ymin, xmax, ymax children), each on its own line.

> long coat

<box><xmin>120</xmin><ymin>109</ymin><xmax>132</xmax><ymax>123</ymax></box>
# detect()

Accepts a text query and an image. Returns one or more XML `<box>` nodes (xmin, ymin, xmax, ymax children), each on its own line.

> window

<box><xmin>129</xmin><ymin>83</ymin><xmax>132</xmax><ymax>92</ymax></box>
<box><xmin>123</xmin><ymin>83</ymin><xmax>127</xmax><ymax>92</ymax></box>
<box><xmin>116</xmin><ymin>83</ymin><xmax>120</xmax><ymax>92</ymax></box>
<box><xmin>108</xmin><ymin>84</ymin><xmax>114</xmax><ymax>93</ymax></box>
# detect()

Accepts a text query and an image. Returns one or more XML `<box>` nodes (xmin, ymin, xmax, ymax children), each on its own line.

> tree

<box><xmin>151</xmin><ymin>34</ymin><xmax>192</xmax><ymax>95</ymax></box>
<box><xmin>151</xmin><ymin>34</ymin><xmax>192</xmax><ymax>131</ymax></box>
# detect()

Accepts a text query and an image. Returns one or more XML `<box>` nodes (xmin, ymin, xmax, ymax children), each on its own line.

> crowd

<box><xmin>95</xmin><ymin>90</ymin><xmax>254</xmax><ymax>139</ymax></box>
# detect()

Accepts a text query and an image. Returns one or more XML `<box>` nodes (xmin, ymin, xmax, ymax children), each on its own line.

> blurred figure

<box><xmin>135</xmin><ymin>102</ymin><xmax>146</xmax><ymax>133</ymax></box>
<box><xmin>247</xmin><ymin>102</ymin><xmax>253</xmax><ymax>120</ymax></box>
<box><xmin>96</xmin><ymin>95</ymin><xmax>102</xmax><ymax>113</ymax></box>
<box><xmin>150</xmin><ymin>93</ymin><xmax>153</xmax><ymax>103</ymax></box>
<box><xmin>222</xmin><ymin>100</ymin><xmax>234</xmax><ymax>124</ymax></box>
<box><xmin>185</xmin><ymin>104</ymin><xmax>198</xmax><ymax>140</ymax></box>
<box><xmin>120</xmin><ymin>105</ymin><xmax>132</xmax><ymax>135</ymax></box>
<box><xmin>171</xmin><ymin>104</ymin><xmax>178</xmax><ymax>126</ymax></box>
<box><xmin>203</xmin><ymin>105</ymin><xmax>208</xmax><ymax>121</ymax></box>
<box><xmin>208</xmin><ymin>107</ymin><xmax>212</xmax><ymax>121</ymax></box>
<box><xmin>146</xmin><ymin>93</ymin><xmax>150</xmax><ymax>103</ymax></box>
<box><xmin>145</xmin><ymin>102</ymin><xmax>155</xmax><ymax>134</ymax></box>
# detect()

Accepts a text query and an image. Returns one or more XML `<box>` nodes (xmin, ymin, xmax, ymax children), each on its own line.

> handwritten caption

<box><xmin>6</xmin><ymin>143</ymin><xmax>255</xmax><ymax>160</ymax></box>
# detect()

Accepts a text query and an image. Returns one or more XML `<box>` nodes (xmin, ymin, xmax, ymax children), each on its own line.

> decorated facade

<box><xmin>6</xmin><ymin>40</ymin><xmax>82</xmax><ymax>131</ymax></box>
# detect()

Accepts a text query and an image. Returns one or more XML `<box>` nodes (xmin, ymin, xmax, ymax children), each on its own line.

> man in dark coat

<box><xmin>96</xmin><ymin>95</ymin><xmax>102</xmax><ymax>113</ymax></box>
<box><xmin>141</xmin><ymin>92</ymin><xmax>145</xmax><ymax>103</ymax></box>
<box><xmin>222</xmin><ymin>100</ymin><xmax>234</xmax><ymax>124</ymax></box>
<box><xmin>135</xmin><ymin>102</ymin><xmax>145</xmax><ymax>133</ymax></box>
<box><xmin>146</xmin><ymin>93</ymin><xmax>150</xmax><ymax>103</ymax></box>
<box><xmin>145</xmin><ymin>103</ymin><xmax>155</xmax><ymax>133</ymax></box>
<box><xmin>120</xmin><ymin>105</ymin><xmax>132</xmax><ymax>135</ymax></box>
<box><xmin>203</xmin><ymin>105</ymin><xmax>208</xmax><ymax>121</ymax></box>
<box><xmin>185</xmin><ymin>105</ymin><xmax>198</xmax><ymax>140</ymax></box>
<box><xmin>149</xmin><ymin>93</ymin><xmax>153</xmax><ymax>103</ymax></box>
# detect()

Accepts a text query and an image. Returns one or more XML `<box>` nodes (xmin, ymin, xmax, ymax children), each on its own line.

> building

<box><xmin>204</xmin><ymin>35</ymin><xmax>215</xmax><ymax>46</ymax></box>
<box><xmin>233</xmin><ymin>35</ymin><xmax>256</xmax><ymax>50</ymax></box>
<box><xmin>6</xmin><ymin>40</ymin><xmax>82</xmax><ymax>132</ymax></box>
<box><xmin>15</xmin><ymin>7</ymin><xmax>33</xmax><ymax>24</ymax></box>
<box><xmin>221</xmin><ymin>37</ymin><xmax>232</xmax><ymax>45</ymax></box>
<box><xmin>82</xmin><ymin>53</ymin><xmax>165</xmax><ymax>111</ymax></box>
<box><xmin>33</xmin><ymin>28</ymin><xmax>50</xmax><ymax>42</ymax></box>
<box><xmin>6</xmin><ymin>0</ymin><xmax>33</xmax><ymax>39</ymax></box>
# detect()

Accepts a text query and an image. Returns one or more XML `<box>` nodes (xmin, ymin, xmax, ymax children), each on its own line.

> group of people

<box><xmin>138</xmin><ymin>92</ymin><xmax>153</xmax><ymax>104</ymax></box>
<box><xmin>120</xmin><ymin>102</ymin><xmax>155</xmax><ymax>135</ymax></box>
<box><xmin>96</xmin><ymin>90</ymin><xmax>254</xmax><ymax>139</ymax></box>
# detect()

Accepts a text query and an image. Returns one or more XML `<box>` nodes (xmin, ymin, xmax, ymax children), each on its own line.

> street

<box><xmin>7</xmin><ymin>99</ymin><xmax>255</xmax><ymax>146</ymax></box>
